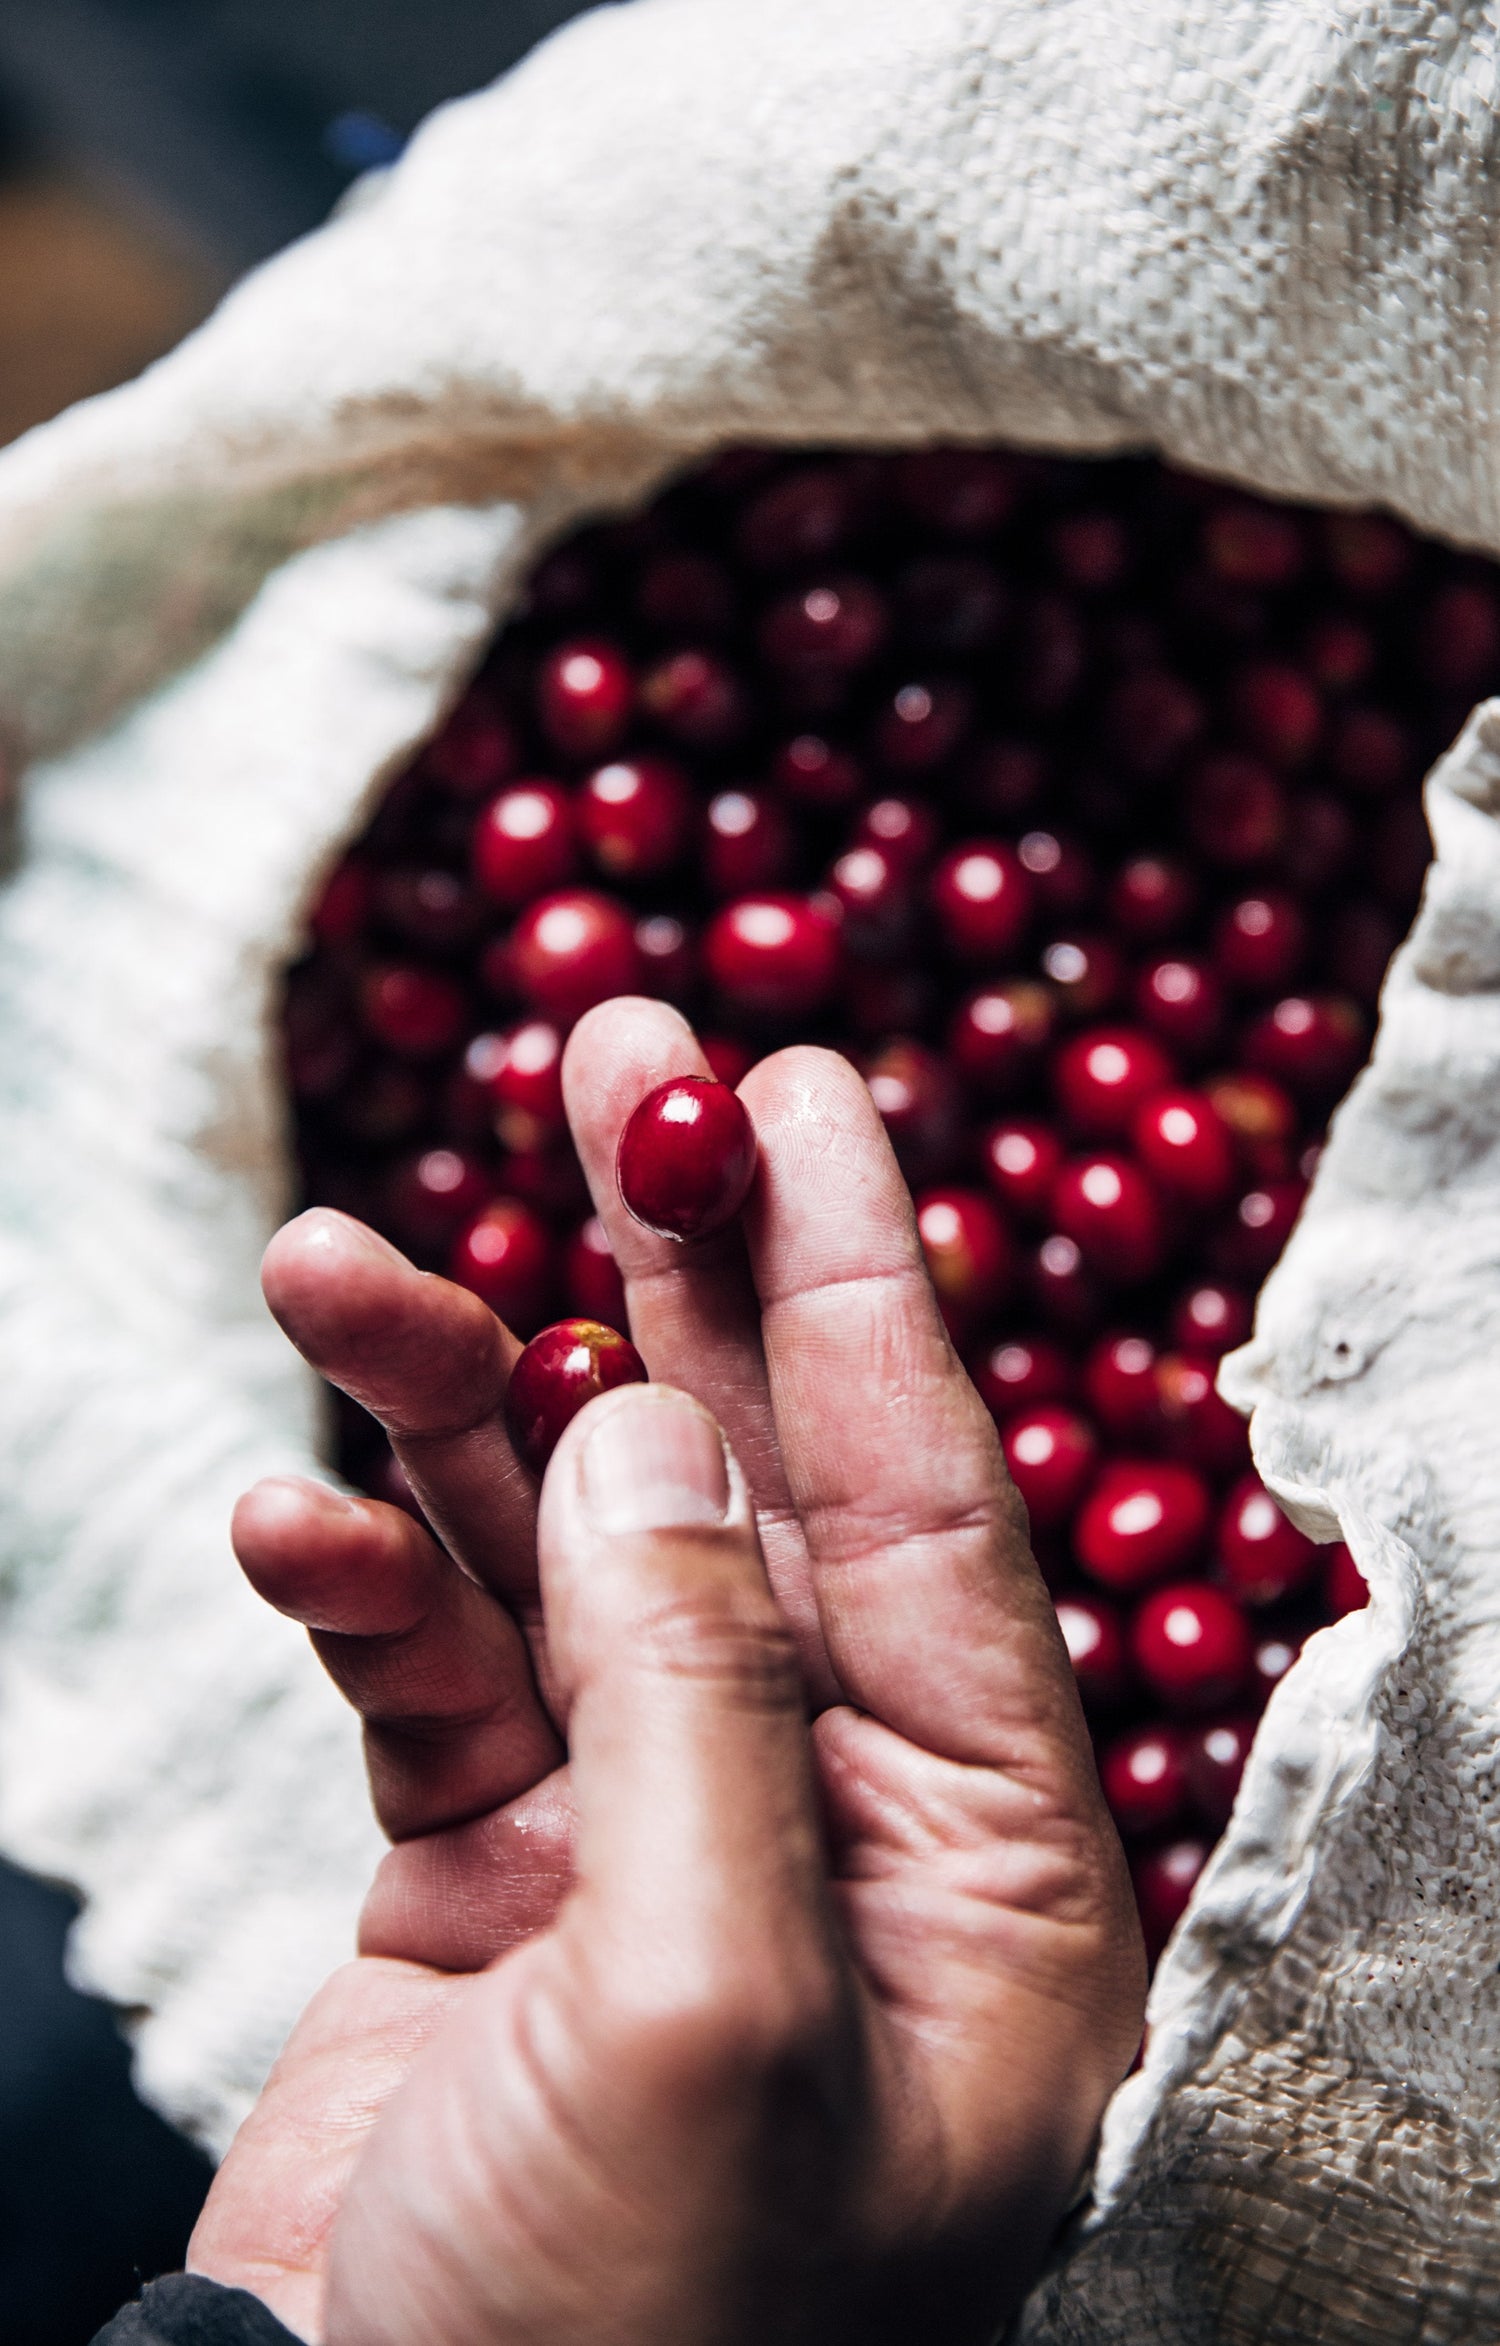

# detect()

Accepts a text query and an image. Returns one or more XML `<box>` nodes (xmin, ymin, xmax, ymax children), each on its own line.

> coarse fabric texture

<box><xmin>0</xmin><ymin>0</ymin><xmax>1497</xmax><ymax>2333</ymax></box>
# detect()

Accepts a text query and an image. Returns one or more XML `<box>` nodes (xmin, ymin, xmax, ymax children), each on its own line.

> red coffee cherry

<box><xmin>1325</xmin><ymin>1540</ymin><xmax>1370</xmax><ymax>1618</ymax></box>
<box><xmin>483</xmin><ymin>1020</ymin><xmax>566</xmax><ymax>1153</ymax></box>
<box><xmin>1054</xmin><ymin>1026</ymin><xmax>1176</xmax><ymax>1139</ymax></box>
<box><xmin>1211</xmin><ymin>893</ymin><xmax>1307</xmax><ymax>995</ymax></box>
<box><xmin>617</xmin><ymin>1077</ymin><xmax>757</xmax><ymax>1243</ymax></box>
<box><xmin>854</xmin><ymin>793</ymin><xmax>941</xmax><ymax>869</ymax></box>
<box><xmin>1243</xmin><ymin>995</ymin><xmax>1367</xmax><ymax>1098</ymax></box>
<box><xmin>1001</xmin><ymin>1405</ymin><xmax>1098</xmax><ymax>1530</ymax></box>
<box><xmin>510</xmin><ymin>889</ymin><xmax>642</xmax><ymax>1025</ymax></box>
<box><xmin>759</xmin><ymin>575</ymin><xmax>889</xmax><ymax>673</ymax></box>
<box><xmin>536</xmin><ymin>638</ymin><xmax>633</xmax><ymax>759</ymax></box>
<box><xmin>871</xmin><ymin>678</ymin><xmax>973</xmax><ymax>772</ymax></box>
<box><xmin>1135</xmin><ymin>957</ymin><xmax>1225</xmax><ymax>1060</ymax></box>
<box><xmin>1083</xmin><ymin>1334</ymin><xmax>1161</xmax><ymax>1441</ymax></box>
<box><xmin>422</xmin><ymin>690</ymin><xmax>520</xmax><ymax>797</ymax></box>
<box><xmin>1131</xmin><ymin>1581</ymin><xmax>1254</xmax><ymax>1713</ymax></box>
<box><xmin>358</xmin><ymin>963</ymin><xmax>467</xmax><ymax>1058</ymax></box>
<box><xmin>1132</xmin><ymin>1090</ymin><xmax>1237</xmax><ymax>1209</ymax></box>
<box><xmin>1133</xmin><ymin>1836</ymin><xmax>1211</xmax><ymax>1959</ymax></box>
<box><xmin>930</xmin><ymin>841</ymin><xmax>1032</xmax><ymax>961</ymax></box>
<box><xmin>1185</xmin><ymin>752</ymin><xmax>1288</xmax><ymax>868</ymax></box>
<box><xmin>1055</xmin><ymin>1592</ymin><xmax>1130</xmax><ymax>1711</ymax></box>
<box><xmin>770</xmin><ymin>733</ymin><xmax>864</xmax><ymax>809</ymax></box>
<box><xmin>578</xmin><ymin>757</ymin><xmax>691</xmax><ymax>879</ymax></box>
<box><xmin>1041</xmin><ymin>934</ymin><xmax>1127</xmax><ymax>1023</ymax></box>
<box><xmin>1154</xmin><ymin>1353</ymin><xmax>1250</xmax><ymax>1475</ymax></box>
<box><xmin>504</xmin><ymin>1318</ymin><xmax>648</xmax><ymax>1474</ymax></box>
<box><xmin>916</xmin><ymin>1187</ymin><xmax>1012</xmax><ymax>1335</ymax></box>
<box><xmin>971</xmin><ymin>1336</ymin><xmax>1073</xmax><ymax>1422</ymax></box>
<box><xmin>1183</xmin><ymin>1714</ymin><xmax>1256</xmax><ymax>1829</ymax></box>
<box><xmin>449</xmin><ymin>1197</ymin><xmax>554</xmax><ymax>1331</ymax></box>
<box><xmin>1203</xmin><ymin>499</ymin><xmax>1304</xmax><ymax>588</ymax></box>
<box><xmin>473</xmin><ymin>781</ymin><xmax>578</xmax><ymax>907</ymax></box>
<box><xmin>1075</xmin><ymin>1461</ymin><xmax>1212</xmax><ymax>1591</ymax></box>
<box><xmin>1232</xmin><ymin>659</ymin><xmax>1321</xmax><ymax>768</ymax></box>
<box><xmin>704</xmin><ymin>790</ymin><xmax>794</xmax><ymax>899</ymax></box>
<box><xmin>1211</xmin><ymin>1179</ymin><xmax>1307</xmax><ymax>1280</ymax></box>
<box><xmin>635</xmin><ymin>913</ymin><xmax>695</xmax><ymax>1005</ymax></box>
<box><xmin>385</xmin><ymin>1148</ymin><xmax>491</xmax><ymax>1251</ymax></box>
<box><xmin>864</xmin><ymin>1038</ymin><xmax>961</xmax><ymax>1181</ymax></box>
<box><xmin>1050</xmin><ymin>1154</ymin><xmax>1167</xmax><ymax>1283</ymax></box>
<box><xmin>949</xmin><ymin>981</ymin><xmax>1056</xmax><ymax>1095</ymax></box>
<box><xmin>1027</xmin><ymin>1232</ymin><xmax>1104</xmax><ymax>1334</ymax></box>
<box><xmin>309</xmin><ymin>856</ymin><xmax>373</xmax><ymax>949</ymax></box>
<box><xmin>703</xmin><ymin>894</ymin><xmax>843</xmax><ymax>1018</ymax></box>
<box><xmin>565</xmin><ymin>1215</ymin><xmax>627</xmax><ymax>1325</ymax></box>
<box><xmin>1107</xmin><ymin>852</ymin><xmax>1198</xmax><ymax>940</ymax></box>
<box><xmin>1217</xmin><ymin>1476</ymin><xmax>1320</xmax><ymax>1606</ymax></box>
<box><xmin>1171</xmin><ymin>1280</ymin><xmax>1254</xmax><ymax>1356</ymax></box>
<box><xmin>1101</xmin><ymin>1723</ymin><xmax>1189</xmax><ymax>1837</ymax></box>
<box><xmin>981</xmin><ymin>1119</ymin><xmax>1065</xmax><ymax>1222</ymax></box>
<box><xmin>1253</xmin><ymin>1627</ymin><xmax>1307</xmax><ymax>1704</ymax></box>
<box><xmin>639</xmin><ymin>648</ymin><xmax>748</xmax><ymax>749</ymax></box>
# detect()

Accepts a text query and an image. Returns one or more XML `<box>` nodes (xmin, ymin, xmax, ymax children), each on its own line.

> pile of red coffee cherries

<box><xmin>286</xmin><ymin>443</ymin><xmax>1500</xmax><ymax>1962</ymax></box>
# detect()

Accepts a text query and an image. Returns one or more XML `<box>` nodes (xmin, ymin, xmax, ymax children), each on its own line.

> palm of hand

<box><xmin>192</xmin><ymin>1000</ymin><xmax>1144</xmax><ymax>2346</ymax></box>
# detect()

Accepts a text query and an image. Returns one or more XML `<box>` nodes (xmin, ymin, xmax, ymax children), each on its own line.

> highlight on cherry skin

<box><xmin>615</xmin><ymin>1073</ymin><xmax>759</xmax><ymax>1241</ymax></box>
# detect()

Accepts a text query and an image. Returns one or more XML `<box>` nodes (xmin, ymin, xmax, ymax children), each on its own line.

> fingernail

<box><xmin>299</xmin><ymin>1208</ymin><xmax>405</xmax><ymax>1264</ymax></box>
<box><xmin>581</xmin><ymin>1390</ymin><xmax>730</xmax><ymax>1535</ymax></box>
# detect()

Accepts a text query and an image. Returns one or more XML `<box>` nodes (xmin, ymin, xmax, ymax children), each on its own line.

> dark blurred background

<box><xmin>0</xmin><ymin>5</ymin><xmax>602</xmax><ymax>2338</ymax></box>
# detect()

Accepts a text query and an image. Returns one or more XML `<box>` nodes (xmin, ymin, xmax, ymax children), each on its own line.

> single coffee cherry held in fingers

<box><xmin>504</xmin><ymin>1318</ymin><xmax>648</xmax><ymax>1475</ymax></box>
<box><xmin>617</xmin><ymin>1076</ymin><xmax>758</xmax><ymax>1242</ymax></box>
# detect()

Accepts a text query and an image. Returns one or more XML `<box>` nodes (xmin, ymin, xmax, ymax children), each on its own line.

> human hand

<box><xmin>190</xmin><ymin>998</ymin><xmax>1145</xmax><ymax>2345</ymax></box>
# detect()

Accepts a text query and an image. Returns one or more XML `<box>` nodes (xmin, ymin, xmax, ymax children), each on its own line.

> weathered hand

<box><xmin>190</xmin><ymin>999</ymin><xmax>1144</xmax><ymax>2345</ymax></box>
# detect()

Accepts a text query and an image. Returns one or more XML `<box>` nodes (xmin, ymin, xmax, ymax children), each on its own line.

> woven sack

<box><xmin>0</xmin><ymin>2</ymin><xmax>1497</xmax><ymax>2334</ymax></box>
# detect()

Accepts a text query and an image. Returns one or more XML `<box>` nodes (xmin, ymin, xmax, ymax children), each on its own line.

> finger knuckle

<box><xmin>628</xmin><ymin>1592</ymin><xmax>804</xmax><ymax>1712</ymax></box>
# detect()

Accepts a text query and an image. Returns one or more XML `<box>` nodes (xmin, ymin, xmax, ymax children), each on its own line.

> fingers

<box><xmin>539</xmin><ymin>1382</ymin><xmax>840</xmax><ymax>2039</ymax></box>
<box><xmin>259</xmin><ymin>1209</ymin><xmax>540</xmax><ymax>1613</ymax></box>
<box><xmin>563</xmin><ymin>997</ymin><xmax>828</xmax><ymax>1687</ymax></box>
<box><xmin>233</xmin><ymin>1476</ymin><xmax>562</xmax><ymax>1841</ymax></box>
<box><xmin>358</xmin><ymin>1771</ymin><xmax>575</xmax><ymax>1972</ymax></box>
<box><xmin>740</xmin><ymin>1047</ymin><xmax>1088</xmax><ymax>1781</ymax></box>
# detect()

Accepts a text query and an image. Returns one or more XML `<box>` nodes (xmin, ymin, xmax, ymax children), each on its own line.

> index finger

<box><xmin>738</xmin><ymin>1047</ymin><xmax>1085</xmax><ymax>1774</ymax></box>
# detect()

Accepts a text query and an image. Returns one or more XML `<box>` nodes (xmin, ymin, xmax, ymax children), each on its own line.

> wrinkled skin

<box><xmin>190</xmin><ymin>999</ymin><xmax>1145</xmax><ymax>2346</ymax></box>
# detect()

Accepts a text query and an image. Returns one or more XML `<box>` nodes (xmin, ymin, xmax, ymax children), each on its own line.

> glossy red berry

<box><xmin>1037</xmin><ymin>949</ymin><xmax>1127</xmax><ymax>1049</ymax></box>
<box><xmin>1055</xmin><ymin>1593</ymin><xmax>1130</xmax><ymax>1711</ymax></box>
<box><xmin>1325</xmin><ymin>1541</ymin><xmax>1370</xmax><ymax>1618</ymax></box>
<box><xmin>1105</xmin><ymin>669</ymin><xmax>1204</xmax><ymax>777</ymax></box>
<box><xmin>617</xmin><ymin>1077</ymin><xmax>757</xmax><ymax>1243</ymax></box>
<box><xmin>1101</xmin><ymin>1724</ymin><xmax>1189</xmax><ymax>1836</ymax></box>
<box><xmin>1054</xmin><ymin>1026</ymin><xmax>1175</xmax><ymax>1139</ymax></box>
<box><xmin>635</xmin><ymin>548</ymin><xmax>736</xmax><ymax>637</ymax></box>
<box><xmin>511</xmin><ymin>890</ymin><xmax>642</xmax><ymax>1025</ymax></box>
<box><xmin>639</xmin><ymin>648</ymin><xmax>747</xmax><ymax>749</ymax></box>
<box><xmin>1232</xmin><ymin>659</ymin><xmax>1321</xmax><ymax>767</ymax></box>
<box><xmin>1243</xmin><ymin>995</ymin><xmax>1367</xmax><ymax>1098</ymax></box>
<box><xmin>1132</xmin><ymin>1090</ymin><xmax>1236</xmax><ymax>1209</ymax></box>
<box><xmin>981</xmin><ymin>1118</ymin><xmax>1065</xmax><ymax>1221</ymax></box>
<box><xmin>854</xmin><ymin>794</ymin><xmax>940</xmax><ymax>869</ymax></box>
<box><xmin>1107</xmin><ymin>853</ymin><xmax>1197</xmax><ymax>940</ymax></box>
<box><xmin>578</xmin><ymin>757</ymin><xmax>691</xmax><ymax>879</ymax></box>
<box><xmin>1185</xmin><ymin>752</ymin><xmax>1288</xmax><ymax>868</ymax></box>
<box><xmin>896</xmin><ymin>554</ymin><xmax>1009</xmax><ymax>657</ymax></box>
<box><xmin>704</xmin><ymin>894</ymin><xmax>842</xmax><ymax>1020</ymax></box>
<box><xmin>1330</xmin><ymin>706</ymin><xmax>1410</xmax><ymax>797</ymax></box>
<box><xmin>872</xmin><ymin>679</ymin><xmax>973</xmax><ymax>772</ymax></box>
<box><xmin>1253</xmin><ymin>1628</ymin><xmax>1307</xmax><ymax>1703</ymax></box>
<box><xmin>473</xmin><ymin>781</ymin><xmax>577</xmax><ymax>907</ymax></box>
<box><xmin>1133</xmin><ymin>1836</ymin><xmax>1210</xmax><ymax>1958</ymax></box>
<box><xmin>1212</xmin><ymin>1179</ymin><xmax>1307</xmax><ymax>1279</ymax></box>
<box><xmin>422</xmin><ymin>691</ymin><xmax>520</xmax><ymax>797</ymax></box>
<box><xmin>827</xmin><ymin>842</ymin><xmax>912</xmax><ymax>954</ymax></box>
<box><xmin>1171</xmin><ymin>1280</ymin><xmax>1254</xmax><ymax>1355</ymax></box>
<box><xmin>930</xmin><ymin>842</ymin><xmax>1031</xmax><ymax>961</ymax></box>
<box><xmin>565</xmin><ymin>1215</ymin><xmax>627</xmax><ymax>1325</ymax></box>
<box><xmin>1204</xmin><ymin>500</ymin><xmax>1304</xmax><ymax>588</ymax></box>
<box><xmin>915</xmin><ymin>1187</ymin><xmax>1011</xmax><ymax>1333</ymax></box>
<box><xmin>385</xmin><ymin>1147</ymin><xmax>491</xmax><ymax>1249</ymax></box>
<box><xmin>1083</xmin><ymin>1334</ymin><xmax>1161</xmax><ymax>1440</ymax></box>
<box><xmin>1135</xmin><ymin>957</ymin><xmax>1225</xmax><ymax>1060</ymax></box>
<box><xmin>1218</xmin><ymin>1476</ymin><xmax>1319</xmax><ymax>1606</ymax></box>
<box><xmin>771</xmin><ymin>733</ymin><xmax>864</xmax><ymax>809</ymax></box>
<box><xmin>1420</xmin><ymin>579</ymin><xmax>1500</xmax><ymax>692</ymax></box>
<box><xmin>737</xmin><ymin>464</ymin><xmax>855</xmax><ymax>571</ymax></box>
<box><xmin>863</xmin><ymin>1039</ymin><xmax>960</xmax><ymax>1180</ymax></box>
<box><xmin>449</xmin><ymin>1197</ymin><xmax>553</xmax><ymax>1330</ymax></box>
<box><xmin>1074</xmin><ymin>1461</ymin><xmax>1212</xmax><ymax>1591</ymax></box>
<box><xmin>359</xmin><ymin>963</ymin><xmax>467</xmax><ymax>1058</ymax></box>
<box><xmin>1183</xmin><ymin>1715</ymin><xmax>1256</xmax><ymax>1829</ymax></box>
<box><xmin>1001</xmin><ymin>1405</ymin><xmax>1098</xmax><ymax>1530</ymax></box>
<box><xmin>635</xmin><ymin>913</ymin><xmax>695</xmax><ymax>1004</ymax></box>
<box><xmin>1211</xmin><ymin>893</ymin><xmax>1307</xmax><ymax>995</ymax></box>
<box><xmin>1203</xmin><ymin>1071</ymin><xmax>1298</xmax><ymax>1177</ymax></box>
<box><xmin>1028</xmin><ymin>1232</ymin><xmax>1104</xmax><ymax>1333</ymax></box>
<box><xmin>704</xmin><ymin>790</ymin><xmax>794</xmax><ymax>898</ymax></box>
<box><xmin>1131</xmin><ymin>1581</ymin><xmax>1253</xmax><ymax>1713</ymax></box>
<box><xmin>970</xmin><ymin>1335</ymin><xmax>1072</xmax><ymax>1421</ymax></box>
<box><xmin>1323</xmin><ymin>512</ymin><xmax>1411</xmax><ymax>598</ymax></box>
<box><xmin>759</xmin><ymin>576</ymin><xmax>888</xmax><ymax>673</ymax></box>
<box><xmin>536</xmin><ymin>639</ymin><xmax>632</xmax><ymax>759</ymax></box>
<box><xmin>504</xmin><ymin>1318</ymin><xmax>648</xmax><ymax>1474</ymax></box>
<box><xmin>949</xmin><ymin>981</ymin><xmax>1056</xmax><ymax>1096</ymax></box>
<box><xmin>1051</xmin><ymin>1154</ymin><xmax>1166</xmax><ymax>1282</ymax></box>
<box><xmin>1017</xmin><ymin>829</ymin><xmax>1095</xmax><ymax>917</ymax></box>
<box><xmin>894</xmin><ymin>447</ymin><xmax>1017</xmax><ymax>536</ymax></box>
<box><xmin>310</xmin><ymin>857</ymin><xmax>373</xmax><ymax>948</ymax></box>
<box><xmin>1154</xmin><ymin>1351</ymin><xmax>1249</xmax><ymax>1474</ymax></box>
<box><xmin>1303</xmin><ymin>613</ymin><xmax>1374</xmax><ymax>693</ymax></box>
<box><xmin>483</xmin><ymin>1019</ymin><xmax>566</xmax><ymax>1152</ymax></box>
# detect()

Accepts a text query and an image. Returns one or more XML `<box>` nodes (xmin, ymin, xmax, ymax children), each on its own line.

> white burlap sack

<box><xmin>0</xmin><ymin>0</ymin><xmax>1497</xmax><ymax>2331</ymax></box>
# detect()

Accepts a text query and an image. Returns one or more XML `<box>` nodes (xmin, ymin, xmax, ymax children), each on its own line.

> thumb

<box><xmin>538</xmin><ymin>1383</ymin><xmax>839</xmax><ymax>2052</ymax></box>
